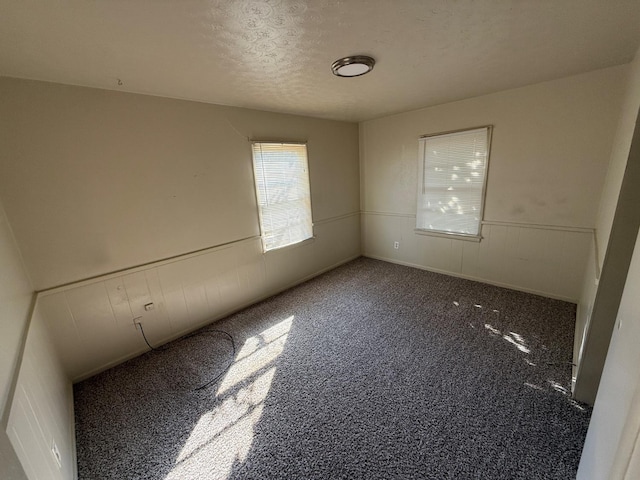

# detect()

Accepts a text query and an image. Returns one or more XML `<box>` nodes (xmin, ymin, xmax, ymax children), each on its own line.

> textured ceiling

<box><xmin>1</xmin><ymin>0</ymin><xmax>640</xmax><ymax>122</ymax></box>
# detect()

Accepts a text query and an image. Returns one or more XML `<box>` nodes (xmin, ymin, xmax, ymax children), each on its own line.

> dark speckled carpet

<box><xmin>74</xmin><ymin>257</ymin><xmax>590</xmax><ymax>479</ymax></box>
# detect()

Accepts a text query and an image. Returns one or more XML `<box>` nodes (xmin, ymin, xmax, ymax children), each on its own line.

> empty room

<box><xmin>2</xmin><ymin>1</ymin><xmax>640</xmax><ymax>479</ymax></box>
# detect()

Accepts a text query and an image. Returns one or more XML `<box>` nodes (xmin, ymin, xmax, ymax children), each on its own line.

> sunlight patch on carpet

<box><xmin>166</xmin><ymin>315</ymin><xmax>293</xmax><ymax>480</ymax></box>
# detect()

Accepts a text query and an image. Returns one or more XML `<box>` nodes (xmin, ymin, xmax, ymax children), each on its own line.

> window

<box><xmin>416</xmin><ymin>126</ymin><xmax>492</xmax><ymax>239</ymax></box>
<box><xmin>251</xmin><ymin>142</ymin><xmax>313</xmax><ymax>251</ymax></box>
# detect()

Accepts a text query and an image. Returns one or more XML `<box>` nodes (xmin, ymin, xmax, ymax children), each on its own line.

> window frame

<box><xmin>415</xmin><ymin>125</ymin><xmax>493</xmax><ymax>241</ymax></box>
<box><xmin>250</xmin><ymin>140</ymin><xmax>314</xmax><ymax>253</ymax></box>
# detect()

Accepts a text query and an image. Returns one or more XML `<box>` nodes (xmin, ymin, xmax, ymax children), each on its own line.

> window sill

<box><xmin>414</xmin><ymin>229</ymin><xmax>482</xmax><ymax>242</ymax></box>
<box><xmin>263</xmin><ymin>236</ymin><xmax>316</xmax><ymax>254</ymax></box>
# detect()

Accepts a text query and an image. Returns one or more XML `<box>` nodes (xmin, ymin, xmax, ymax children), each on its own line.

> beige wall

<box><xmin>360</xmin><ymin>66</ymin><xmax>626</xmax><ymax>301</ymax></box>
<box><xmin>0</xmin><ymin>78</ymin><xmax>360</xmax><ymax>478</ymax></box>
<box><xmin>575</xmin><ymin>47</ymin><xmax>640</xmax><ymax>478</ymax></box>
<box><xmin>0</xmin><ymin>78</ymin><xmax>360</xmax><ymax>290</ymax></box>
<box><xmin>574</xmin><ymin>47</ymin><xmax>640</xmax><ymax>403</ymax></box>
<box><xmin>0</xmin><ymin>77</ymin><xmax>361</xmax><ymax>381</ymax></box>
<box><xmin>361</xmin><ymin>66</ymin><xmax>625</xmax><ymax>227</ymax></box>
<box><xmin>594</xmin><ymin>52</ymin><xmax>640</xmax><ymax>268</ymax></box>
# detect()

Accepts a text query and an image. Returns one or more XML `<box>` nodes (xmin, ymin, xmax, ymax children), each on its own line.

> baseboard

<box><xmin>71</xmin><ymin>253</ymin><xmax>362</xmax><ymax>382</ymax></box>
<box><xmin>363</xmin><ymin>254</ymin><xmax>577</xmax><ymax>304</ymax></box>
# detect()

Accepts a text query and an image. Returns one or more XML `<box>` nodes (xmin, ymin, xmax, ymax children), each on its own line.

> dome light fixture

<box><xmin>331</xmin><ymin>55</ymin><xmax>375</xmax><ymax>77</ymax></box>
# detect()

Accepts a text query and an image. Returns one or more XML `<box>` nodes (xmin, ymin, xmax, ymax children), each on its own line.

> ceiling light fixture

<box><xmin>331</xmin><ymin>55</ymin><xmax>375</xmax><ymax>77</ymax></box>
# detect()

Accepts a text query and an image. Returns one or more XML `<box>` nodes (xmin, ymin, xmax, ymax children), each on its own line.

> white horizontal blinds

<box><xmin>252</xmin><ymin>142</ymin><xmax>313</xmax><ymax>251</ymax></box>
<box><xmin>417</xmin><ymin>127</ymin><xmax>489</xmax><ymax>236</ymax></box>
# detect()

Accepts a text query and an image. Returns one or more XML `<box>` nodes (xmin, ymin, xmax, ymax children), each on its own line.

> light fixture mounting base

<box><xmin>331</xmin><ymin>55</ymin><xmax>375</xmax><ymax>77</ymax></box>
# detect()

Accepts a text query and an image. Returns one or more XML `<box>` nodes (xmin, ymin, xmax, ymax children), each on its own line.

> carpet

<box><xmin>74</xmin><ymin>257</ymin><xmax>590</xmax><ymax>479</ymax></box>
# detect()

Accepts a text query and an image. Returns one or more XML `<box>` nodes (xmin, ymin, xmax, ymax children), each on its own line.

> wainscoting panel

<box><xmin>7</xmin><ymin>305</ymin><xmax>75</xmax><ymax>480</ymax></box>
<box><xmin>362</xmin><ymin>212</ymin><xmax>592</xmax><ymax>302</ymax></box>
<box><xmin>38</xmin><ymin>214</ymin><xmax>360</xmax><ymax>382</ymax></box>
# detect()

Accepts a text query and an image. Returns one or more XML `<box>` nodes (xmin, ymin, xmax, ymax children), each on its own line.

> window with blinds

<box><xmin>251</xmin><ymin>142</ymin><xmax>313</xmax><ymax>251</ymax></box>
<box><xmin>416</xmin><ymin>126</ymin><xmax>491</xmax><ymax>238</ymax></box>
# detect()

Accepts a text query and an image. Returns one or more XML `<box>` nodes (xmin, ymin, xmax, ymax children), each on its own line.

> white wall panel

<box><xmin>39</xmin><ymin>214</ymin><xmax>360</xmax><ymax>382</ymax></box>
<box><xmin>578</xmin><ymin>228</ymin><xmax>640</xmax><ymax>479</ymax></box>
<box><xmin>574</xmin><ymin>237</ymin><xmax>599</xmax><ymax>376</ymax></box>
<box><xmin>7</xmin><ymin>306</ymin><xmax>75</xmax><ymax>480</ymax></box>
<box><xmin>363</xmin><ymin>213</ymin><xmax>591</xmax><ymax>302</ymax></box>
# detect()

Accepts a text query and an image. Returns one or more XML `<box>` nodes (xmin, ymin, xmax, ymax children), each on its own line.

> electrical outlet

<box><xmin>393</xmin><ymin>241</ymin><xmax>400</xmax><ymax>250</ymax></box>
<box><xmin>51</xmin><ymin>440</ymin><xmax>62</xmax><ymax>468</ymax></box>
